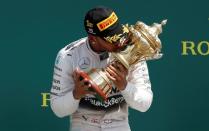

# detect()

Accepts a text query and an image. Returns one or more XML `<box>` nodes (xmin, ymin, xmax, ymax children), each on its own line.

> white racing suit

<box><xmin>50</xmin><ymin>37</ymin><xmax>153</xmax><ymax>131</ymax></box>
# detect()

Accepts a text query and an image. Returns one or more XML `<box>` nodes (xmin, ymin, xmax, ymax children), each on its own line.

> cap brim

<box><xmin>101</xmin><ymin>24</ymin><xmax>129</xmax><ymax>46</ymax></box>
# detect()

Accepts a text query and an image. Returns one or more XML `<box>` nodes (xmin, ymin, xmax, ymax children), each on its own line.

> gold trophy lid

<box><xmin>132</xmin><ymin>19</ymin><xmax>167</xmax><ymax>59</ymax></box>
<box><xmin>134</xmin><ymin>19</ymin><xmax>167</xmax><ymax>48</ymax></box>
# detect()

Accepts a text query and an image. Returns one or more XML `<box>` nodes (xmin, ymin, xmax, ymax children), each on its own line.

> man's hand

<box><xmin>72</xmin><ymin>68</ymin><xmax>95</xmax><ymax>100</ymax></box>
<box><xmin>105</xmin><ymin>62</ymin><xmax>128</xmax><ymax>91</ymax></box>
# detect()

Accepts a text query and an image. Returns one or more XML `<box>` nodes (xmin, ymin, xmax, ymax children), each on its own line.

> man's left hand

<box><xmin>105</xmin><ymin>62</ymin><xmax>128</xmax><ymax>91</ymax></box>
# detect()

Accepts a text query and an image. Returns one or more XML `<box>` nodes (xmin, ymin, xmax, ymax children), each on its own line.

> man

<box><xmin>50</xmin><ymin>6</ymin><xmax>153</xmax><ymax>131</ymax></box>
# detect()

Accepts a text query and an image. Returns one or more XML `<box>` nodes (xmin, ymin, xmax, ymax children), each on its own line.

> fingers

<box><xmin>105</xmin><ymin>62</ymin><xmax>128</xmax><ymax>90</ymax></box>
<box><xmin>105</xmin><ymin>69</ymin><xmax>116</xmax><ymax>81</ymax></box>
<box><xmin>81</xmin><ymin>81</ymin><xmax>91</xmax><ymax>89</ymax></box>
<box><xmin>73</xmin><ymin>68</ymin><xmax>89</xmax><ymax>83</ymax></box>
<box><xmin>105</xmin><ymin>64</ymin><xmax>128</xmax><ymax>91</ymax></box>
<box><xmin>106</xmin><ymin>64</ymin><xmax>124</xmax><ymax>80</ymax></box>
<box><xmin>109</xmin><ymin>64</ymin><xmax>119</xmax><ymax>72</ymax></box>
<box><xmin>112</xmin><ymin>62</ymin><xmax>128</xmax><ymax>77</ymax></box>
<box><xmin>81</xmin><ymin>83</ymin><xmax>97</xmax><ymax>96</ymax></box>
<box><xmin>73</xmin><ymin>69</ymin><xmax>98</xmax><ymax>98</ymax></box>
<box><xmin>106</xmin><ymin>65</ymin><xmax>118</xmax><ymax>76</ymax></box>
<box><xmin>117</xmin><ymin>64</ymin><xmax>128</xmax><ymax>75</ymax></box>
<box><xmin>112</xmin><ymin>62</ymin><xmax>126</xmax><ymax>72</ymax></box>
<box><xmin>73</xmin><ymin>68</ymin><xmax>80</xmax><ymax>81</ymax></box>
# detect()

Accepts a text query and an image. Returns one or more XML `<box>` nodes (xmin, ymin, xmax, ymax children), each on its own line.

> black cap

<box><xmin>84</xmin><ymin>6</ymin><xmax>129</xmax><ymax>45</ymax></box>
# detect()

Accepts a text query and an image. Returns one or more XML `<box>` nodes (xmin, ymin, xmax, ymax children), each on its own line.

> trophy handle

<box><xmin>78</xmin><ymin>70</ymin><xmax>108</xmax><ymax>101</ymax></box>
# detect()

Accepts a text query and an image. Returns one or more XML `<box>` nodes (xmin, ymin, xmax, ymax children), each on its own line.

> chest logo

<box><xmin>78</xmin><ymin>57</ymin><xmax>90</xmax><ymax>69</ymax></box>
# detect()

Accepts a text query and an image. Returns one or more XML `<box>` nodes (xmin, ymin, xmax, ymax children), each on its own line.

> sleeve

<box><xmin>121</xmin><ymin>61</ymin><xmax>153</xmax><ymax>112</ymax></box>
<box><xmin>50</xmin><ymin>49</ymin><xmax>80</xmax><ymax>118</ymax></box>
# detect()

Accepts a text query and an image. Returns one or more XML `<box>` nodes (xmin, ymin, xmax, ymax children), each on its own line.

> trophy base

<box><xmin>78</xmin><ymin>69</ymin><xmax>112</xmax><ymax>101</ymax></box>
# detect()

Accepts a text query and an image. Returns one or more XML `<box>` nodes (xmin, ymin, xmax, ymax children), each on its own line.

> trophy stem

<box><xmin>78</xmin><ymin>69</ymin><xmax>112</xmax><ymax>101</ymax></box>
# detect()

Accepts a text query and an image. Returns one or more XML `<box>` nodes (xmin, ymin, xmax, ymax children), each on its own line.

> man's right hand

<box><xmin>72</xmin><ymin>68</ymin><xmax>96</xmax><ymax>100</ymax></box>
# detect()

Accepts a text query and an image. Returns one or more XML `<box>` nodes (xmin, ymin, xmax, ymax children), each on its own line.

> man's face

<box><xmin>95</xmin><ymin>36</ymin><xmax>128</xmax><ymax>52</ymax></box>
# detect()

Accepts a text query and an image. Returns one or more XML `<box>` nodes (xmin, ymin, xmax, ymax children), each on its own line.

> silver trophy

<box><xmin>78</xmin><ymin>20</ymin><xmax>167</xmax><ymax>101</ymax></box>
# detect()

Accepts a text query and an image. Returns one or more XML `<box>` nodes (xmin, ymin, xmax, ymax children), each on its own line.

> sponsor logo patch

<box><xmin>78</xmin><ymin>57</ymin><xmax>90</xmax><ymax>69</ymax></box>
<box><xmin>97</xmin><ymin>12</ymin><xmax>118</xmax><ymax>31</ymax></box>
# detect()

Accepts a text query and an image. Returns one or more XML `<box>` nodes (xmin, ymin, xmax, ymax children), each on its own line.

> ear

<box><xmin>88</xmin><ymin>34</ymin><xmax>97</xmax><ymax>42</ymax></box>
